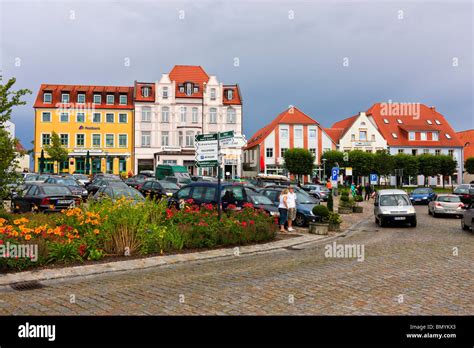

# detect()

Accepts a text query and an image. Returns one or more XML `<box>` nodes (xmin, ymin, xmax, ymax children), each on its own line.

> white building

<box><xmin>134</xmin><ymin>65</ymin><xmax>243</xmax><ymax>177</ymax></box>
<box><xmin>4</xmin><ymin>120</ymin><xmax>30</xmax><ymax>172</ymax></box>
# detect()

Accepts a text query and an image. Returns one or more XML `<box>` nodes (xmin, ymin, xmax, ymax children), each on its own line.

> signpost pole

<box><xmin>217</xmin><ymin>132</ymin><xmax>222</xmax><ymax>221</ymax></box>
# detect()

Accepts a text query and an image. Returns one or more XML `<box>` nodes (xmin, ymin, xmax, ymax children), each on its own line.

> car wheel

<box><xmin>410</xmin><ymin>219</ymin><xmax>417</xmax><ymax>227</ymax></box>
<box><xmin>432</xmin><ymin>211</ymin><xmax>437</xmax><ymax>218</ymax></box>
<box><xmin>379</xmin><ymin>216</ymin><xmax>386</xmax><ymax>227</ymax></box>
<box><xmin>461</xmin><ymin>219</ymin><xmax>469</xmax><ymax>231</ymax></box>
<box><xmin>295</xmin><ymin>213</ymin><xmax>306</xmax><ymax>227</ymax></box>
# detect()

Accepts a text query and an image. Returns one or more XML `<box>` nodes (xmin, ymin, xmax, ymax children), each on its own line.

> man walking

<box><xmin>287</xmin><ymin>186</ymin><xmax>297</xmax><ymax>232</ymax></box>
<box><xmin>364</xmin><ymin>182</ymin><xmax>372</xmax><ymax>200</ymax></box>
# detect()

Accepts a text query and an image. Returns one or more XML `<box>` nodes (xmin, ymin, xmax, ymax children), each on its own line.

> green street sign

<box><xmin>219</xmin><ymin>130</ymin><xmax>234</xmax><ymax>140</ymax></box>
<box><xmin>195</xmin><ymin>133</ymin><xmax>218</xmax><ymax>142</ymax></box>
<box><xmin>195</xmin><ymin>160</ymin><xmax>219</xmax><ymax>167</ymax></box>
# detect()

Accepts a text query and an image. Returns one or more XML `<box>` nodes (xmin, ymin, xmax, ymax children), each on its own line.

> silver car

<box><xmin>461</xmin><ymin>202</ymin><xmax>474</xmax><ymax>231</ymax></box>
<box><xmin>374</xmin><ymin>189</ymin><xmax>417</xmax><ymax>227</ymax></box>
<box><xmin>428</xmin><ymin>194</ymin><xmax>464</xmax><ymax>218</ymax></box>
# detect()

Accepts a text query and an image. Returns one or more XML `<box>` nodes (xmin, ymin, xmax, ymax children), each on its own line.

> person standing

<box><xmin>278</xmin><ymin>189</ymin><xmax>289</xmax><ymax>232</ymax></box>
<box><xmin>287</xmin><ymin>186</ymin><xmax>297</xmax><ymax>232</ymax></box>
<box><xmin>364</xmin><ymin>182</ymin><xmax>372</xmax><ymax>200</ymax></box>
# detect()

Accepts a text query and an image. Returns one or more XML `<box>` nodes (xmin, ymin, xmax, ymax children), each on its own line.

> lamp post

<box><xmin>322</xmin><ymin>158</ymin><xmax>327</xmax><ymax>181</ymax></box>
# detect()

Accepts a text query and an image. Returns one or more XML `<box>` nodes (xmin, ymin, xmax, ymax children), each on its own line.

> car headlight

<box><xmin>382</xmin><ymin>210</ymin><xmax>391</xmax><ymax>214</ymax></box>
<box><xmin>408</xmin><ymin>207</ymin><xmax>416</xmax><ymax>214</ymax></box>
<box><xmin>82</xmin><ymin>190</ymin><xmax>88</xmax><ymax>195</ymax></box>
<box><xmin>423</xmin><ymin>197</ymin><xmax>428</xmax><ymax>199</ymax></box>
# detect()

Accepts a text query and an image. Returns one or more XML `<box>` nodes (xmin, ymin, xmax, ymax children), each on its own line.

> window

<box><xmin>426</xmin><ymin>120</ymin><xmax>433</xmax><ymax>125</ymax></box>
<box><xmin>106</xmin><ymin>95</ymin><xmax>114</xmax><ymax>104</ymax></box>
<box><xmin>76</xmin><ymin>112</ymin><xmax>85</xmax><ymax>123</ymax></box>
<box><xmin>162</xmin><ymin>87</ymin><xmax>168</xmax><ymax>99</ymax></box>
<box><xmin>77</xmin><ymin>93</ymin><xmax>85</xmax><ymax>103</ymax></box>
<box><xmin>266</xmin><ymin>148</ymin><xmax>273</xmax><ymax>158</ymax></box>
<box><xmin>227</xmin><ymin>108</ymin><xmax>236</xmax><ymax>123</ymax></box>
<box><xmin>448</xmin><ymin>150</ymin><xmax>454</xmax><ymax>157</ymax></box>
<box><xmin>178</xmin><ymin>131</ymin><xmax>183</xmax><ymax>147</ymax></box>
<box><xmin>60</xmin><ymin>112</ymin><xmax>69</xmax><ymax>122</ymax></box>
<box><xmin>420</xmin><ymin>132</ymin><xmax>427</xmax><ymax>141</ymax></box>
<box><xmin>185</xmin><ymin>131</ymin><xmax>194</xmax><ymax>147</ymax></box>
<box><xmin>42</xmin><ymin>112</ymin><xmax>51</xmax><ymax>122</ymax></box>
<box><xmin>180</xmin><ymin>107</ymin><xmax>187</xmax><ymax>122</ymax></box>
<box><xmin>93</xmin><ymin>113</ymin><xmax>101</xmax><ymax>123</ymax></box>
<box><xmin>397</xmin><ymin>119</ymin><xmax>403</xmax><ymax>124</ymax></box>
<box><xmin>162</xmin><ymin>107</ymin><xmax>169</xmax><ymax>122</ymax></box>
<box><xmin>435</xmin><ymin>119</ymin><xmax>441</xmax><ymax>125</ymax></box>
<box><xmin>185</xmin><ymin>83</ymin><xmax>193</xmax><ymax>96</ymax></box>
<box><xmin>119</xmin><ymin>95</ymin><xmax>127</xmax><ymax>105</ymax></box>
<box><xmin>43</xmin><ymin>92</ymin><xmax>52</xmax><ymax>103</ymax></box>
<box><xmin>210</xmin><ymin>88</ymin><xmax>216</xmax><ymax>100</ymax></box>
<box><xmin>435</xmin><ymin>149</ymin><xmax>441</xmax><ymax>156</ymax></box>
<box><xmin>191</xmin><ymin>186</ymin><xmax>216</xmax><ymax>203</ymax></box>
<box><xmin>119</xmin><ymin>113</ymin><xmax>127</xmax><ymax>123</ymax></box>
<box><xmin>142</xmin><ymin>87</ymin><xmax>150</xmax><ymax>97</ymax></box>
<box><xmin>432</xmin><ymin>132</ymin><xmax>439</xmax><ymax>141</ymax></box>
<box><xmin>360</xmin><ymin>122</ymin><xmax>366</xmax><ymax>126</ymax></box>
<box><xmin>445</xmin><ymin>133</ymin><xmax>452</xmax><ymax>139</ymax></box>
<box><xmin>119</xmin><ymin>134</ymin><xmax>127</xmax><ymax>148</ymax></box>
<box><xmin>105</xmin><ymin>134</ymin><xmax>114</xmax><ymax>147</ymax></box>
<box><xmin>412</xmin><ymin>149</ymin><xmax>417</xmax><ymax>156</ymax></box>
<box><xmin>141</xmin><ymin>131</ymin><xmax>151</xmax><ymax>147</ymax></box>
<box><xmin>161</xmin><ymin>131</ymin><xmax>169</xmax><ymax>146</ymax></box>
<box><xmin>92</xmin><ymin>134</ymin><xmax>101</xmax><ymax>147</ymax></box>
<box><xmin>383</xmin><ymin>119</ymin><xmax>389</xmax><ymax>124</ymax></box>
<box><xmin>192</xmin><ymin>107</ymin><xmax>198</xmax><ymax>123</ymax></box>
<box><xmin>392</xmin><ymin>133</ymin><xmax>398</xmax><ymax>138</ymax></box>
<box><xmin>423</xmin><ymin>149</ymin><xmax>429</xmax><ymax>154</ymax></box>
<box><xmin>398</xmin><ymin>149</ymin><xmax>404</xmax><ymax>154</ymax></box>
<box><xmin>280</xmin><ymin>148</ymin><xmax>288</xmax><ymax>157</ymax></box>
<box><xmin>409</xmin><ymin>132</ymin><xmax>415</xmax><ymax>140</ymax></box>
<box><xmin>309</xmin><ymin>129</ymin><xmax>316</xmax><ymax>138</ymax></box>
<box><xmin>371</xmin><ymin>134</ymin><xmax>375</xmax><ymax>142</ymax></box>
<box><xmin>93</xmin><ymin>94</ymin><xmax>101</xmax><ymax>104</ymax></box>
<box><xmin>209</xmin><ymin>108</ymin><xmax>217</xmax><ymax>123</ymax></box>
<box><xmin>177</xmin><ymin>186</ymin><xmax>191</xmax><ymax>199</ymax></box>
<box><xmin>106</xmin><ymin>113</ymin><xmax>114</xmax><ymax>123</ymax></box>
<box><xmin>76</xmin><ymin>134</ymin><xmax>85</xmax><ymax>147</ymax></box>
<box><xmin>281</xmin><ymin>129</ymin><xmax>288</xmax><ymax>139</ymax></box>
<box><xmin>141</xmin><ymin>107</ymin><xmax>151</xmax><ymax>122</ymax></box>
<box><xmin>295</xmin><ymin>129</ymin><xmax>302</xmax><ymax>139</ymax></box>
<box><xmin>227</xmin><ymin>89</ymin><xmax>234</xmax><ymax>100</ymax></box>
<box><xmin>359</xmin><ymin>131</ymin><xmax>367</xmax><ymax>141</ymax></box>
<box><xmin>351</xmin><ymin>134</ymin><xmax>355</xmax><ymax>141</ymax></box>
<box><xmin>60</xmin><ymin>134</ymin><xmax>69</xmax><ymax>146</ymax></box>
<box><xmin>193</xmin><ymin>86</ymin><xmax>199</xmax><ymax>93</ymax></box>
<box><xmin>42</xmin><ymin>134</ymin><xmax>51</xmax><ymax>146</ymax></box>
<box><xmin>61</xmin><ymin>93</ymin><xmax>70</xmax><ymax>103</ymax></box>
<box><xmin>179</xmin><ymin>86</ymin><xmax>184</xmax><ymax>93</ymax></box>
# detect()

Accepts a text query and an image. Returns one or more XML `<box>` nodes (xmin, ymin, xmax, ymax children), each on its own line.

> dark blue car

<box><xmin>409</xmin><ymin>187</ymin><xmax>435</xmax><ymax>204</ymax></box>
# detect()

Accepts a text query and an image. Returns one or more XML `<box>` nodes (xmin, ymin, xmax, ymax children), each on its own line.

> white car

<box><xmin>374</xmin><ymin>189</ymin><xmax>417</xmax><ymax>227</ymax></box>
<box><xmin>428</xmin><ymin>194</ymin><xmax>464</xmax><ymax>218</ymax></box>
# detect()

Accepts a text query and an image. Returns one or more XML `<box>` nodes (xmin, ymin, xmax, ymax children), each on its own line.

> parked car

<box><xmin>11</xmin><ymin>183</ymin><xmax>80</xmax><ymax>213</ymax></box>
<box><xmin>93</xmin><ymin>185</ymin><xmax>145</xmax><ymax>203</ymax></box>
<box><xmin>428</xmin><ymin>194</ymin><xmax>464</xmax><ymax>218</ymax></box>
<box><xmin>45</xmin><ymin>177</ymin><xmax>88</xmax><ymax>201</ymax></box>
<box><xmin>302</xmin><ymin>184</ymin><xmax>330</xmax><ymax>201</ymax></box>
<box><xmin>247</xmin><ymin>194</ymin><xmax>279</xmax><ymax>217</ymax></box>
<box><xmin>139</xmin><ymin>180</ymin><xmax>180</xmax><ymax>199</ymax></box>
<box><xmin>461</xmin><ymin>202</ymin><xmax>474</xmax><ymax>231</ymax></box>
<box><xmin>73</xmin><ymin>174</ymin><xmax>90</xmax><ymax>186</ymax></box>
<box><xmin>409</xmin><ymin>187</ymin><xmax>436</xmax><ymax>204</ymax></box>
<box><xmin>165</xmin><ymin>176</ymin><xmax>192</xmax><ymax>188</ymax></box>
<box><xmin>259</xmin><ymin>186</ymin><xmax>320</xmax><ymax>227</ymax></box>
<box><xmin>125</xmin><ymin>175</ymin><xmax>149</xmax><ymax>189</ymax></box>
<box><xmin>24</xmin><ymin>173</ymin><xmax>51</xmax><ymax>184</ymax></box>
<box><xmin>191</xmin><ymin>176</ymin><xmax>217</xmax><ymax>182</ymax></box>
<box><xmin>169</xmin><ymin>182</ymin><xmax>253</xmax><ymax>209</ymax></box>
<box><xmin>374</xmin><ymin>189</ymin><xmax>417</xmax><ymax>227</ymax></box>
<box><xmin>452</xmin><ymin>184</ymin><xmax>474</xmax><ymax>205</ymax></box>
<box><xmin>86</xmin><ymin>178</ymin><xmax>128</xmax><ymax>196</ymax></box>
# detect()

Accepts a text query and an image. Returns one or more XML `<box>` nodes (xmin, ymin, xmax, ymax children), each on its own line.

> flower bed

<box><xmin>0</xmin><ymin>198</ymin><xmax>277</xmax><ymax>272</ymax></box>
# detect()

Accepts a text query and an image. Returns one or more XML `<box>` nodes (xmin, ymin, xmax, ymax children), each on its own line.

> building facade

<box><xmin>33</xmin><ymin>84</ymin><xmax>134</xmax><ymax>175</ymax></box>
<box><xmin>4</xmin><ymin>120</ymin><xmax>30</xmax><ymax>171</ymax></box>
<box><xmin>243</xmin><ymin>106</ymin><xmax>336</xmax><ymax>182</ymax></box>
<box><xmin>457</xmin><ymin>129</ymin><xmax>474</xmax><ymax>183</ymax></box>
<box><xmin>133</xmin><ymin>65</ymin><xmax>243</xmax><ymax>177</ymax></box>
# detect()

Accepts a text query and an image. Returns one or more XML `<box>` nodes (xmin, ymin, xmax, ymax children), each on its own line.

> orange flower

<box><xmin>13</xmin><ymin>218</ymin><xmax>29</xmax><ymax>225</ymax></box>
<box><xmin>93</xmin><ymin>229</ymin><xmax>100</xmax><ymax>235</ymax></box>
<box><xmin>0</xmin><ymin>218</ymin><xmax>6</xmax><ymax>226</ymax></box>
<box><xmin>24</xmin><ymin>234</ymin><xmax>32</xmax><ymax>241</ymax></box>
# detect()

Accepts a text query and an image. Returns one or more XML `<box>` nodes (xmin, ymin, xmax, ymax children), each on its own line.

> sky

<box><xmin>1</xmin><ymin>0</ymin><xmax>473</xmax><ymax>149</ymax></box>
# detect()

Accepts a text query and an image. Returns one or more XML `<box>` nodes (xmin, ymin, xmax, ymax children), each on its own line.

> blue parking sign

<box><xmin>331</xmin><ymin>167</ymin><xmax>339</xmax><ymax>181</ymax></box>
<box><xmin>370</xmin><ymin>173</ymin><xmax>378</xmax><ymax>184</ymax></box>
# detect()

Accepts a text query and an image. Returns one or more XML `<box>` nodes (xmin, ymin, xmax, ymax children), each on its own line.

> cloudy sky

<box><xmin>1</xmin><ymin>0</ymin><xmax>472</xmax><ymax>148</ymax></box>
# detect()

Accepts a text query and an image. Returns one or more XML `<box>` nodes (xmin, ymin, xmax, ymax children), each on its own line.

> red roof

<box><xmin>366</xmin><ymin>103</ymin><xmax>463</xmax><ymax>148</ymax></box>
<box><xmin>457</xmin><ymin>130</ymin><xmax>474</xmax><ymax>160</ymax></box>
<box><xmin>134</xmin><ymin>82</ymin><xmax>155</xmax><ymax>102</ymax></box>
<box><xmin>34</xmin><ymin>84</ymin><xmax>134</xmax><ymax>109</ymax></box>
<box><xmin>169</xmin><ymin>65</ymin><xmax>209</xmax><ymax>99</ymax></box>
<box><xmin>324</xmin><ymin>114</ymin><xmax>360</xmax><ymax>142</ymax></box>
<box><xmin>222</xmin><ymin>85</ymin><xmax>242</xmax><ymax>105</ymax></box>
<box><xmin>324</xmin><ymin>128</ymin><xmax>345</xmax><ymax>143</ymax></box>
<box><xmin>246</xmin><ymin>106</ymin><xmax>319</xmax><ymax>149</ymax></box>
<box><xmin>15</xmin><ymin>141</ymin><xmax>26</xmax><ymax>153</ymax></box>
<box><xmin>331</xmin><ymin>114</ymin><xmax>358</xmax><ymax>131</ymax></box>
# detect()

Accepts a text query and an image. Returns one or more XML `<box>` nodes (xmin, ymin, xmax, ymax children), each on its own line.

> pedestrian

<box><xmin>350</xmin><ymin>182</ymin><xmax>356</xmax><ymax>197</ymax></box>
<box><xmin>364</xmin><ymin>182</ymin><xmax>372</xmax><ymax>200</ymax></box>
<box><xmin>287</xmin><ymin>186</ymin><xmax>297</xmax><ymax>232</ymax></box>
<box><xmin>326</xmin><ymin>179</ymin><xmax>332</xmax><ymax>192</ymax></box>
<box><xmin>357</xmin><ymin>184</ymin><xmax>363</xmax><ymax>196</ymax></box>
<box><xmin>278</xmin><ymin>189</ymin><xmax>289</xmax><ymax>232</ymax></box>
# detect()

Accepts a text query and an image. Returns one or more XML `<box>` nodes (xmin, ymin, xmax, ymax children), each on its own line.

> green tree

<box><xmin>438</xmin><ymin>155</ymin><xmax>457</xmax><ymax>189</ymax></box>
<box><xmin>0</xmin><ymin>77</ymin><xmax>31</xmax><ymax>199</ymax></box>
<box><xmin>373</xmin><ymin>150</ymin><xmax>395</xmax><ymax>186</ymax></box>
<box><xmin>283</xmin><ymin>148</ymin><xmax>315</xmax><ymax>184</ymax></box>
<box><xmin>347</xmin><ymin>150</ymin><xmax>374</xmax><ymax>182</ymax></box>
<box><xmin>393</xmin><ymin>154</ymin><xmax>419</xmax><ymax>186</ymax></box>
<box><xmin>45</xmin><ymin>132</ymin><xmax>68</xmax><ymax>174</ymax></box>
<box><xmin>418</xmin><ymin>154</ymin><xmax>441</xmax><ymax>187</ymax></box>
<box><xmin>465</xmin><ymin>157</ymin><xmax>474</xmax><ymax>175</ymax></box>
<box><xmin>327</xmin><ymin>190</ymin><xmax>334</xmax><ymax>212</ymax></box>
<box><xmin>321</xmin><ymin>150</ymin><xmax>345</xmax><ymax>180</ymax></box>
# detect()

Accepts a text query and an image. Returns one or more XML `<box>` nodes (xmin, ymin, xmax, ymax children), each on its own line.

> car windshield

<box><xmin>37</xmin><ymin>175</ymin><xmax>50</xmax><ymax>181</ymax></box>
<box><xmin>159</xmin><ymin>181</ymin><xmax>179</xmax><ymax>189</ymax></box>
<box><xmin>56</xmin><ymin>179</ymin><xmax>79</xmax><ymax>186</ymax></box>
<box><xmin>42</xmin><ymin>186</ymin><xmax>71</xmax><ymax>195</ymax></box>
<box><xmin>454</xmin><ymin>187</ymin><xmax>469</xmax><ymax>194</ymax></box>
<box><xmin>296</xmin><ymin>191</ymin><xmax>317</xmax><ymax>204</ymax></box>
<box><xmin>112</xmin><ymin>187</ymin><xmax>144</xmax><ymax>200</ymax></box>
<box><xmin>437</xmin><ymin>196</ymin><xmax>461</xmax><ymax>203</ymax></box>
<box><xmin>250</xmin><ymin>195</ymin><xmax>273</xmax><ymax>205</ymax></box>
<box><xmin>380</xmin><ymin>194</ymin><xmax>411</xmax><ymax>206</ymax></box>
<box><xmin>413</xmin><ymin>188</ymin><xmax>431</xmax><ymax>194</ymax></box>
<box><xmin>25</xmin><ymin>174</ymin><xmax>38</xmax><ymax>181</ymax></box>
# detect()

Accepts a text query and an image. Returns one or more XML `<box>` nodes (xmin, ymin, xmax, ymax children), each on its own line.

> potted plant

<box><xmin>353</xmin><ymin>195</ymin><xmax>364</xmax><ymax>213</ymax></box>
<box><xmin>338</xmin><ymin>189</ymin><xmax>353</xmax><ymax>214</ymax></box>
<box><xmin>327</xmin><ymin>212</ymin><xmax>342</xmax><ymax>231</ymax></box>
<box><xmin>309</xmin><ymin>205</ymin><xmax>330</xmax><ymax>235</ymax></box>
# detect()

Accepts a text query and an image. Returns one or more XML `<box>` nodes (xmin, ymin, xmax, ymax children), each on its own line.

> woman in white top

<box><xmin>278</xmin><ymin>189</ymin><xmax>289</xmax><ymax>232</ymax></box>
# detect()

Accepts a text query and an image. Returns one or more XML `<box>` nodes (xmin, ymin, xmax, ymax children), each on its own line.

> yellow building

<box><xmin>34</xmin><ymin>84</ymin><xmax>134</xmax><ymax>175</ymax></box>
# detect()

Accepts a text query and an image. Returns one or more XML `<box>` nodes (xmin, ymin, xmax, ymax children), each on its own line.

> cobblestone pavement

<box><xmin>0</xmin><ymin>205</ymin><xmax>472</xmax><ymax>315</ymax></box>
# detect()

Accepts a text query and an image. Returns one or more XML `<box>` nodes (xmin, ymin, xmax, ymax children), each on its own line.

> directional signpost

<box><xmin>194</xmin><ymin>131</ymin><xmax>235</xmax><ymax>220</ymax></box>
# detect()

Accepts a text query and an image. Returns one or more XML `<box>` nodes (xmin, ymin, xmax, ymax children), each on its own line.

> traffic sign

<box><xmin>195</xmin><ymin>160</ymin><xmax>218</xmax><ymax>167</ymax></box>
<box><xmin>370</xmin><ymin>173</ymin><xmax>378</xmax><ymax>184</ymax></box>
<box><xmin>195</xmin><ymin>133</ymin><xmax>218</xmax><ymax>142</ymax></box>
<box><xmin>331</xmin><ymin>167</ymin><xmax>339</xmax><ymax>181</ymax></box>
<box><xmin>219</xmin><ymin>130</ymin><xmax>234</xmax><ymax>140</ymax></box>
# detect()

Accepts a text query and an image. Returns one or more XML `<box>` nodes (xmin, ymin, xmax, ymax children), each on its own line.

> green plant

<box><xmin>87</xmin><ymin>248</ymin><xmax>104</xmax><ymax>261</ymax></box>
<box><xmin>312</xmin><ymin>205</ymin><xmax>330</xmax><ymax>222</ymax></box>
<box><xmin>46</xmin><ymin>241</ymin><xmax>83</xmax><ymax>264</ymax></box>
<box><xmin>327</xmin><ymin>212</ymin><xmax>342</xmax><ymax>225</ymax></box>
<box><xmin>327</xmin><ymin>192</ymin><xmax>334</xmax><ymax>212</ymax></box>
<box><xmin>354</xmin><ymin>195</ymin><xmax>363</xmax><ymax>203</ymax></box>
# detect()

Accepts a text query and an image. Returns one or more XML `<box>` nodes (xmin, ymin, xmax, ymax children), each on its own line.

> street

<box><xmin>0</xmin><ymin>205</ymin><xmax>472</xmax><ymax>315</ymax></box>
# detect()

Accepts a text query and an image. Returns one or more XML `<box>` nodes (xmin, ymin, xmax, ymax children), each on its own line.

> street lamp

<box><xmin>322</xmin><ymin>158</ymin><xmax>327</xmax><ymax>181</ymax></box>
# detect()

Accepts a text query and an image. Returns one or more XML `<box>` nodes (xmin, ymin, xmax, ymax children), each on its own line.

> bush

<box><xmin>312</xmin><ymin>205</ymin><xmax>330</xmax><ymax>221</ymax></box>
<box><xmin>354</xmin><ymin>195</ymin><xmax>363</xmax><ymax>202</ymax></box>
<box><xmin>327</xmin><ymin>192</ymin><xmax>334</xmax><ymax>212</ymax></box>
<box><xmin>328</xmin><ymin>212</ymin><xmax>342</xmax><ymax>225</ymax></box>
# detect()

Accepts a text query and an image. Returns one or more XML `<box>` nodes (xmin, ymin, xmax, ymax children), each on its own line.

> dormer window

<box><xmin>93</xmin><ymin>94</ymin><xmax>102</xmax><ymax>104</ymax></box>
<box><xmin>119</xmin><ymin>95</ymin><xmax>127</xmax><ymax>105</ymax></box>
<box><xmin>409</xmin><ymin>132</ymin><xmax>415</xmax><ymax>140</ymax></box>
<box><xmin>397</xmin><ymin>119</ymin><xmax>403</xmax><ymax>124</ymax></box>
<box><xmin>61</xmin><ymin>93</ymin><xmax>70</xmax><ymax>103</ymax></box>
<box><xmin>193</xmin><ymin>86</ymin><xmax>199</xmax><ymax>93</ymax></box>
<box><xmin>226</xmin><ymin>89</ymin><xmax>234</xmax><ymax>100</ymax></box>
<box><xmin>392</xmin><ymin>133</ymin><xmax>398</xmax><ymax>138</ymax></box>
<box><xmin>179</xmin><ymin>86</ymin><xmax>184</xmax><ymax>93</ymax></box>
<box><xmin>426</xmin><ymin>120</ymin><xmax>433</xmax><ymax>125</ymax></box>
<box><xmin>432</xmin><ymin>132</ymin><xmax>439</xmax><ymax>141</ymax></box>
<box><xmin>445</xmin><ymin>133</ymin><xmax>452</xmax><ymax>139</ymax></box>
<box><xmin>210</xmin><ymin>88</ymin><xmax>216</xmax><ymax>100</ymax></box>
<box><xmin>383</xmin><ymin>119</ymin><xmax>389</xmax><ymax>124</ymax></box>
<box><xmin>43</xmin><ymin>92</ymin><xmax>52</xmax><ymax>103</ymax></box>
<box><xmin>420</xmin><ymin>132</ymin><xmax>427</xmax><ymax>141</ymax></box>
<box><xmin>162</xmin><ymin>87</ymin><xmax>168</xmax><ymax>99</ymax></box>
<box><xmin>77</xmin><ymin>93</ymin><xmax>86</xmax><ymax>104</ymax></box>
<box><xmin>142</xmin><ymin>87</ymin><xmax>151</xmax><ymax>98</ymax></box>
<box><xmin>106</xmin><ymin>94</ymin><xmax>114</xmax><ymax>104</ymax></box>
<box><xmin>185</xmin><ymin>83</ymin><xmax>193</xmax><ymax>96</ymax></box>
<box><xmin>435</xmin><ymin>119</ymin><xmax>441</xmax><ymax>125</ymax></box>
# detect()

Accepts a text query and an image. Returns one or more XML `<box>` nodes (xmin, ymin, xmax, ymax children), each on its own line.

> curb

<box><xmin>0</xmin><ymin>218</ymin><xmax>369</xmax><ymax>287</ymax></box>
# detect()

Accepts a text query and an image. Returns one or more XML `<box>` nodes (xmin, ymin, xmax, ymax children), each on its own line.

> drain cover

<box><xmin>10</xmin><ymin>281</ymin><xmax>45</xmax><ymax>291</ymax></box>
